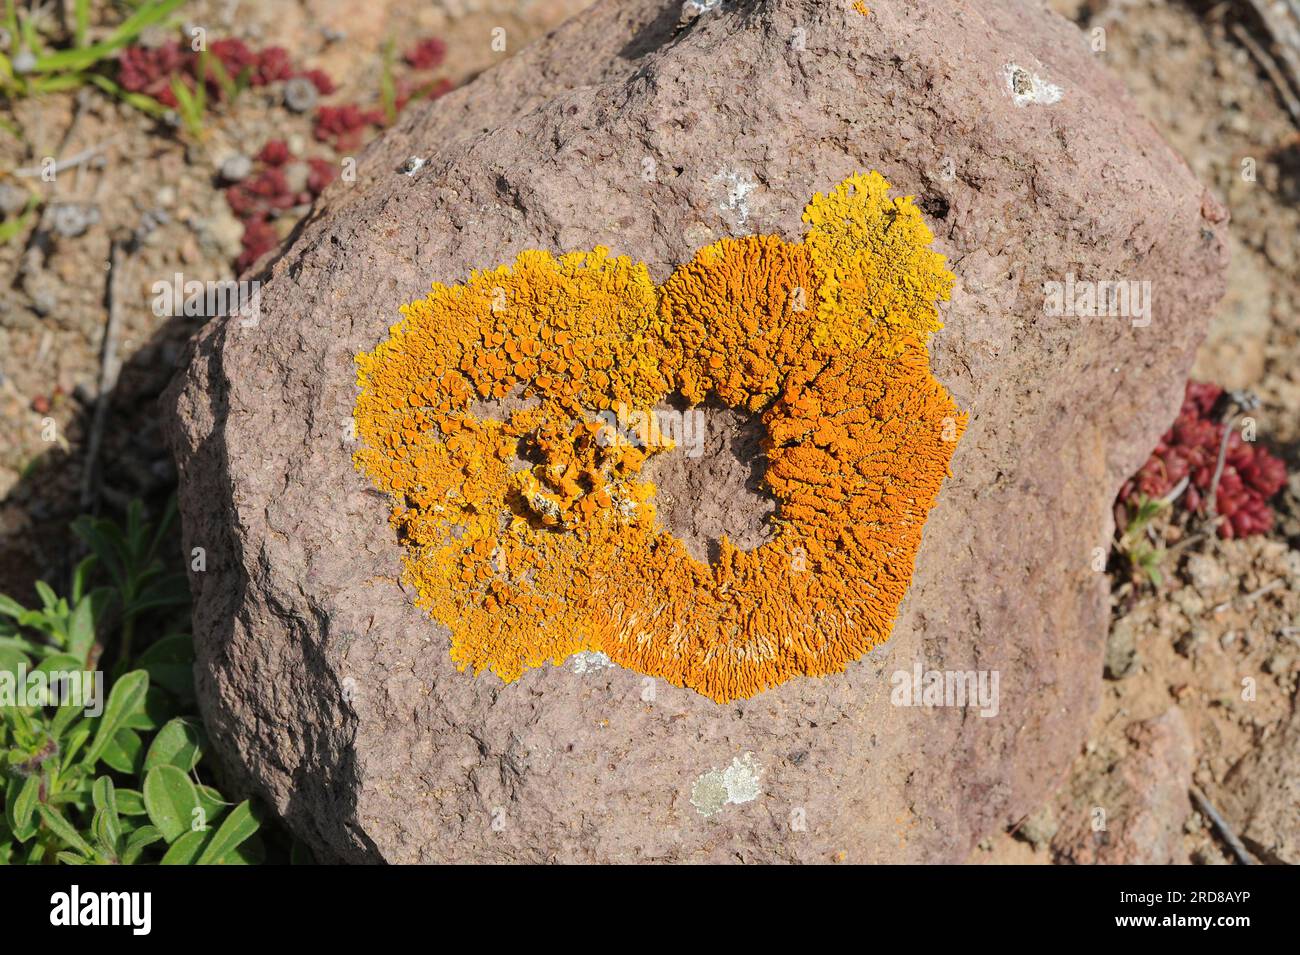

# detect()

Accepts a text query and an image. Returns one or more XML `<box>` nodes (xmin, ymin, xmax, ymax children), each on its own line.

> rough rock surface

<box><xmin>165</xmin><ymin>0</ymin><xmax>1228</xmax><ymax>862</ymax></box>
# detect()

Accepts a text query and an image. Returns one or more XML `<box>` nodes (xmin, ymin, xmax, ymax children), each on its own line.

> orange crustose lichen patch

<box><xmin>353</xmin><ymin>172</ymin><xmax>966</xmax><ymax>702</ymax></box>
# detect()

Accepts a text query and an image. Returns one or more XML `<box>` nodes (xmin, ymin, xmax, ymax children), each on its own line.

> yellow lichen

<box><xmin>353</xmin><ymin>173</ymin><xmax>965</xmax><ymax>702</ymax></box>
<box><xmin>803</xmin><ymin>171</ymin><xmax>952</xmax><ymax>354</ymax></box>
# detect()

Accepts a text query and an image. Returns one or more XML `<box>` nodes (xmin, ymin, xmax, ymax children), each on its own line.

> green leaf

<box><xmin>70</xmin><ymin>556</ymin><xmax>96</xmax><ymax>605</ymax></box>
<box><xmin>114</xmin><ymin>788</ymin><xmax>147</xmax><ymax>816</ymax></box>
<box><xmin>32</xmin><ymin>653</ymin><xmax>87</xmax><ymax>707</ymax></box>
<box><xmin>92</xmin><ymin>808</ymin><xmax>120</xmax><ymax>857</ymax></box>
<box><xmin>50</xmin><ymin>699</ymin><xmax>84</xmax><ymax>740</ymax></box>
<box><xmin>56</xmin><ymin>850</ymin><xmax>90</xmax><ymax>864</ymax></box>
<box><xmin>227</xmin><ymin>832</ymin><xmax>264</xmax><ymax>864</ymax></box>
<box><xmin>142</xmin><ymin>764</ymin><xmax>201</xmax><ymax>843</ymax></box>
<box><xmin>205</xmin><ymin>51</ymin><xmax>238</xmax><ymax>101</ymax></box>
<box><xmin>91</xmin><ymin>776</ymin><xmax>120</xmax><ymax>849</ymax></box>
<box><xmin>136</xmin><ymin>634</ymin><xmax>194</xmax><ymax>698</ymax></box>
<box><xmin>27</xmin><ymin>73</ymin><xmax>87</xmax><ymax>94</ymax></box>
<box><xmin>91</xmin><ymin>774</ymin><xmax>114</xmax><ymax>812</ymax></box>
<box><xmin>33</xmin><ymin>581</ymin><xmax>58</xmax><ymax>613</ymax></box>
<box><xmin>65</xmin><ymin>597</ymin><xmax>96</xmax><ymax>663</ymax></box>
<box><xmin>37</xmin><ymin>802</ymin><xmax>95</xmax><ymax>857</ymax></box>
<box><xmin>30</xmin><ymin>0</ymin><xmax>186</xmax><ymax>73</ymax></box>
<box><xmin>84</xmin><ymin>669</ymin><xmax>148</xmax><ymax>766</ymax></box>
<box><xmin>195</xmin><ymin>800</ymin><xmax>260</xmax><ymax>865</ymax></box>
<box><xmin>71</xmin><ymin>516</ymin><xmax>127</xmax><ymax>595</ymax></box>
<box><xmin>121</xmin><ymin>824</ymin><xmax>162</xmax><ymax>864</ymax></box>
<box><xmin>86</xmin><ymin>74</ymin><xmax>171</xmax><ymax>120</ymax></box>
<box><xmin>32</xmin><ymin>652</ymin><xmax>82</xmax><ymax>675</ymax></box>
<box><xmin>159</xmin><ymin>828</ymin><xmax>207</xmax><ymax>864</ymax></box>
<box><xmin>124</xmin><ymin>688</ymin><xmax>175</xmax><ymax>731</ymax></box>
<box><xmin>10</xmin><ymin>774</ymin><xmax>39</xmax><ymax>834</ymax></box>
<box><xmin>0</xmin><ymin>594</ymin><xmax>25</xmax><ymax>620</ymax></box>
<box><xmin>60</xmin><ymin>725</ymin><xmax>91</xmax><ymax>769</ymax></box>
<box><xmin>195</xmin><ymin>784</ymin><xmax>229</xmax><ymax>826</ymax></box>
<box><xmin>379</xmin><ymin>39</ymin><xmax>397</xmax><ymax>124</ymax></box>
<box><xmin>98</xmin><ymin>727</ymin><xmax>142</xmax><ymax>775</ymax></box>
<box><xmin>73</xmin><ymin>0</ymin><xmax>89</xmax><ymax>47</ymax></box>
<box><xmin>127</xmin><ymin>574</ymin><xmax>190</xmax><ymax>619</ymax></box>
<box><xmin>0</xmin><ymin>644</ymin><xmax>27</xmax><ymax>680</ymax></box>
<box><xmin>5</xmin><ymin>777</ymin><xmax>37</xmax><ymax>842</ymax></box>
<box><xmin>0</xmin><ymin>634</ymin><xmax>42</xmax><ymax>656</ymax></box>
<box><xmin>144</xmin><ymin>718</ymin><xmax>203</xmax><ymax>772</ymax></box>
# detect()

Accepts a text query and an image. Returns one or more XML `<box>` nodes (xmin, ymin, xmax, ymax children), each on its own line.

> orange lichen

<box><xmin>353</xmin><ymin>173</ymin><xmax>965</xmax><ymax>701</ymax></box>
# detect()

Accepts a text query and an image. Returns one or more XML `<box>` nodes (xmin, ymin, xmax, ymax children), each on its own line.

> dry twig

<box><xmin>1190</xmin><ymin>785</ymin><xmax>1255</xmax><ymax>865</ymax></box>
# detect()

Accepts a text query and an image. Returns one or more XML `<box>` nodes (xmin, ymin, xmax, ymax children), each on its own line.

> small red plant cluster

<box><xmin>118</xmin><ymin>32</ymin><xmax>453</xmax><ymax>269</ymax></box>
<box><xmin>1120</xmin><ymin>382</ymin><xmax>1288</xmax><ymax>538</ymax></box>
<box><xmin>118</xmin><ymin>38</ymin><xmax>330</xmax><ymax>108</ymax></box>
<box><xmin>312</xmin><ymin>40</ymin><xmax>452</xmax><ymax>150</ymax></box>
<box><xmin>225</xmin><ymin>141</ymin><xmax>337</xmax><ymax>270</ymax></box>
<box><xmin>404</xmin><ymin>38</ymin><xmax>447</xmax><ymax>71</ymax></box>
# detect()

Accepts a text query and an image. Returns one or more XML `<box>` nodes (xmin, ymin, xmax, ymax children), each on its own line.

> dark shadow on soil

<box><xmin>0</xmin><ymin>297</ymin><xmax>376</xmax><ymax>862</ymax></box>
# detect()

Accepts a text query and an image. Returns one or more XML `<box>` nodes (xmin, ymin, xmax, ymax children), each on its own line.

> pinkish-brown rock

<box><xmin>165</xmin><ymin>0</ymin><xmax>1227</xmax><ymax>862</ymax></box>
<box><xmin>1053</xmin><ymin>709</ymin><xmax>1195</xmax><ymax>865</ymax></box>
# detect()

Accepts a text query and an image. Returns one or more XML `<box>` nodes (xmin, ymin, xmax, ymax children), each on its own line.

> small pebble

<box><xmin>1175</xmin><ymin>628</ymin><xmax>1207</xmax><ymax>658</ymax></box>
<box><xmin>49</xmin><ymin>202</ymin><xmax>100</xmax><ymax>238</ymax></box>
<box><xmin>284</xmin><ymin>161</ymin><xmax>310</xmax><ymax>194</ymax></box>
<box><xmin>0</xmin><ymin>182</ymin><xmax>29</xmax><ymax>217</ymax></box>
<box><xmin>219</xmin><ymin>153</ymin><xmax>253</xmax><ymax>183</ymax></box>
<box><xmin>12</xmin><ymin>49</ymin><xmax>36</xmax><ymax>74</ymax></box>
<box><xmin>284</xmin><ymin>76</ymin><xmax>319</xmax><ymax>113</ymax></box>
<box><xmin>401</xmin><ymin>156</ymin><xmax>427</xmax><ymax>176</ymax></box>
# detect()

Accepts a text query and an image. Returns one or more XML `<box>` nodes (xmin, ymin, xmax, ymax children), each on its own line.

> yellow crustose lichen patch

<box><xmin>353</xmin><ymin>172</ymin><xmax>965</xmax><ymax>702</ymax></box>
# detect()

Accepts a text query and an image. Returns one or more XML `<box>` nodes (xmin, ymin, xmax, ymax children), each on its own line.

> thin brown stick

<box><xmin>1232</xmin><ymin>20</ymin><xmax>1300</xmax><ymax>124</ymax></box>
<box><xmin>1190</xmin><ymin>785</ymin><xmax>1255</xmax><ymax>865</ymax></box>
<box><xmin>1243</xmin><ymin>0</ymin><xmax>1300</xmax><ymax>93</ymax></box>
<box><xmin>80</xmin><ymin>234</ymin><xmax>128</xmax><ymax>510</ymax></box>
<box><xmin>1204</xmin><ymin>407</ymin><xmax>1238</xmax><ymax>533</ymax></box>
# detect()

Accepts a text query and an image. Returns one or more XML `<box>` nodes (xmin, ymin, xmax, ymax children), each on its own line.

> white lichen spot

<box><xmin>682</xmin><ymin>0</ymin><xmax>723</xmax><ymax>21</ymax></box>
<box><xmin>569</xmin><ymin>650</ymin><xmax>614</xmax><ymax>674</ymax></box>
<box><xmin>690</xmin><ymin>752</ymin><xmax>762</xmax><ymax>817</ymax></box>
<box><xmin>714</xmin><ymin>169</ymin><xmax>757</xmax><ymax>229</ymax></box>
<box><xmin>1003</xmin><ymin>64</ymin><xmax>1063</xmax><ymax>107</ymax></box>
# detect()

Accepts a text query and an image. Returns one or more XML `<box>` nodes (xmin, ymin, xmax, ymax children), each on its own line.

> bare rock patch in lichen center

<box><xmin>639</xmin><ymin>399</ymin><xmax>775</xmax><ymax>564</ymax></box>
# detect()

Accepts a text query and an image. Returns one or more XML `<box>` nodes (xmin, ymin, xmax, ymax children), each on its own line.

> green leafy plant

<box><xmin>1116</xmin><ymin>494</ymin><xmax>1169</xmax><ymax>588</ymax></box>
<box><xmin>0</xmin><ymin>499</ymin><xmax>268</xmax><ymax>864</ymax></box>
<box><xmin>379</xmin><ymin>38</ymin><xmax>398</xmax><ymax>124</ymax></box>
<box><xmin>0</xmin><ymin>190</ymin><xmax>40</xmax><ymax>245</ymax></box>
<box><xmin>0</xmin><ymin>0</ymin><xmax>187</xmax><ymax>98</ymax></box>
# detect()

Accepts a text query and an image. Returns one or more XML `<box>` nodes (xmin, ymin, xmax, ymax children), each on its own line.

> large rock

<box><xmin>165</xmin><ymin>0</ymin><xmax>1227</xmax><ymax>862</ymax></box>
